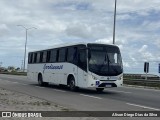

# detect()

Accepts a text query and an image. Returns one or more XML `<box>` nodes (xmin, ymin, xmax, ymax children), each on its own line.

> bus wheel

<box><xmin>69</xmin><ymin>76</ymin><xmax>76</xmax><ymax>91</ymax></box>
<box><xmin>38</xmin><ymin>74</ymin><xmax>44</xmax><ymax>86</ymax></box>
<box><xmin>96</xmin><ymin>88</ymin><xmax>104</xmax><ymax>92</ymax></box>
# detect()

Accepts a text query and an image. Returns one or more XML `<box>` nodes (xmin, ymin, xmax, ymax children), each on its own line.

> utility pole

<box><xmin>17</xmin><ymin>25</ymin><xmax>37</xmax><ymax>72</ymax></box>
<box><xmin>0</xmin><ymin>62</ymin><xmax>2</xmax><ymax>67</ymax></box>
<box><xmin>113</xmin><ymin>0</ymin><xmax>117</xmax><ymax>44</ymax></box>
<box><xmin>21</xmin><ymin>60</ymin><xmax>23</xmax><ymax>71</ymax></box>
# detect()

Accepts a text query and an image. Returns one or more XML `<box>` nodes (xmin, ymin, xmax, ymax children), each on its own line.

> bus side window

<box><xmin>56</xmin><ymin>50</ymin><xmax>59</xmax><ymax>62</ymax></box>
<box><xmin>43</xmin><ymin>51</ymin><xmax>47</xmax><ymax>63</ymax></box>
<box><xmin>36</xmin><ymin>52</ymin><xmax>40</xmax><ymax>63</ymax></box>
<box><xmin>67</xmin><ymin>47</ymin><xmax>73</xmax><ymax>62</ymax></box>
<box><xmin>32</xmin><ymin>53</ymin><xmax>35</xmax><ymax>63</ymax></box>
<box><xmin>65</xmin><ymin>48</ymin><xmax>68</xmax><ymax>62</ymax></box>
<box><xmin>73</xmin><ymin>47</ymin><xmax>78</xmax><ymax>63</ymax></box>
<box><xmin>50</xmin><ymin>49</ymin><xmax>57</xmax><ymax>63</ymax></box>
<box><xmin>46</xmin><ymin>50</ymin><xmax>51</xmax><ymax>62</ymax></box>
<box><xmin>28</xmin><ymin>53</ymin><xmax>33</xmax><ymax>63</ymax></box>
<box><xmin>33</xmin><ymin>53</ymin><xmax>37</xmax><ymax>63</ymax></box>
<box><xmin>58</xmin><ymin>48</ymin><xmax>66</xmax><ymax>62</ymax></box>
<box><xmin>67</xmin><ymin>47</ymin><xmax>77</xmax><ymax>64</ymax></box>
<box><xmin>40</xmin><ymin>52</ymin><xmax>43</xmax><ymax>63</ymax></box>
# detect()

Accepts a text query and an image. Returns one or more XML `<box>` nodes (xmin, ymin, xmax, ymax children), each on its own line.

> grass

<box><xmin>0</xmin><ymin>71</ymin><xmax>27</xmax><ymax>76</ymax></box>
<box><xmin>124</xmin><ymin>79</ymin><xmax>160</xmax><ymax>89</ymax></box>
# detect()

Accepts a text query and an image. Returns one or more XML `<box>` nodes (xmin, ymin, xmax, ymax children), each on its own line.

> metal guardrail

<box><xmin>124</xmin><ymin>78</ymin><xmax>160</xmax><ymax>88</ymax></box>
<box><xmin>124</xmin><ymin>79</ymin><xmax>160</xmax><ymax>83</ymax></box>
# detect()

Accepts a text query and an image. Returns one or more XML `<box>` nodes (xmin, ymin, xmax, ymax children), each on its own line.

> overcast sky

<box><xmin>0</xmin><ymin>0</ymin><xmax>160</xmax><ymax>75</ymax></box>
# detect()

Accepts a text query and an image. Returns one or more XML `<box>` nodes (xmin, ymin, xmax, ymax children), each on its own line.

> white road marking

<box><xmin>126</xmin><ymin>103</ymin><xmax>160</xmax><ymax>111</ymax></box>
<box><xmin>1</xmin><ymin>80</ymin><xmax>11</xmax><ymax>83</ymax></box>
<box><xmin>80</xmin><ymin>94</ymin><xmax>102</xmax><ymax>100</ymax></box>
<box><xmin>107</xmin><ymin>89</ymin><xmax>132</xmax><ymax>94</ymax></box>
<box><xmin>12</xmin><ymin>82</ymin><xmax>19</xmax><ymax>84</ymax></box>
<box><xmin>34</xmin><ymin>86</ymin><xmax>45</xmax><ymax>88</ymax></box>
<box><xmin>53</xmin><ymin>89</ymin><xmax>66</xmax><ymax>93</ymax></box>
<box><xmin>18</xmin><ymin>83</ymin><xmax>28</xmax><ymax>86</ymax></box>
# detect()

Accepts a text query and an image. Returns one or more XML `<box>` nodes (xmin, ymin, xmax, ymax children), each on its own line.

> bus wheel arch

<box><xmin>38</xmin><ymin>73</ymin><xmax>43</xmax><ymax>86</ymax></box>
<box><xmin>38</xmin><ymin>73</ymin><xmax>48</xmax><ymax>86</ymax></box>
<box><xmin>67</xmin><ymin>74</ymin><xmax>77</xmax><ymax>91</ymax></box>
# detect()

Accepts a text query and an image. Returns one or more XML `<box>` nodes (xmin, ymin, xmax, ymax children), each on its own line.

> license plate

<box><xmin>105</xmin><ymin>85</ymin><xmax>112</xmax><ymax>87</ymax></box>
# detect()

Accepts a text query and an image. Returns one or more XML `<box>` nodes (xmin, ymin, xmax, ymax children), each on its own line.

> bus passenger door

<box><xmin>77</xmin><ymin>49</ymin><xmax>87</xmax><ymax>87</ymax></box>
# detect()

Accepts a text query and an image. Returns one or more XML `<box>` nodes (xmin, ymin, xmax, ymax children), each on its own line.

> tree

<box><xmin>8</xmin><ymin>66</ymin><xmax>15</xmax><ymax>72</ymax></box>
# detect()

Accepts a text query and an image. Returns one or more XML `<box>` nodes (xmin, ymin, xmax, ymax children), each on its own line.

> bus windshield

<box><xmin>88</xmin><ymin>44</ymin><xmax>123</xmax><ymax>76</ymax></box>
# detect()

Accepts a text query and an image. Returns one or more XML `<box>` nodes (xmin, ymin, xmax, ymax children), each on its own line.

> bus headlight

<box><xmin>92</xmin><ymin>75</ymin><xmax>97</xmax><ymax>80</ymax></box>
<box><xmin>119</xmin><ymin>76</ymin><xmax>123</xmax><ymax>80</ymax></box>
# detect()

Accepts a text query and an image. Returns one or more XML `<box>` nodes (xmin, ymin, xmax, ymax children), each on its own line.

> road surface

<box><xmin>0</xmin><ymin>74</ymin><xmax>160</xmax><ymax>119</ymax></box>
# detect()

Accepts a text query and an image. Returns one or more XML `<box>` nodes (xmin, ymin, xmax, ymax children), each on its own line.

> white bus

<box><xmin>27</xmin><ymin>42</ymin><xmax>123</xmax><ymax>92</ymax></box>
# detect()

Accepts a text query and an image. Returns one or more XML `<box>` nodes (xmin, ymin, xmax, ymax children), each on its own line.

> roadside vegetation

<box><xmin>0</xmin><ymin>66</ymin><xmax>27</xmax><ymax>76</ymax></box>
<box><xmin>123</xmin><ymin>74</ymin><xmax>160</xmax><ymax>89</ymax></box>
<box><xmin>0</xmin><ymin>71</ymin><xmax>27</xmax><ymax>76</ymax></box>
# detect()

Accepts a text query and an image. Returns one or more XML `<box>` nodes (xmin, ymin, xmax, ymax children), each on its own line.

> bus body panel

<box><xmin>28</xmin><ymin>63</ymin><xmax>89</xmax><ymax>88</ymax></box>
<box><xmin>28</xmin><ymin>63</ymin><xmax>123</xmax><ymax>88</ymax></box>
<box><xmin>27</xmin><ymin>42</ymin><xmax>123</xmax><ymax>90</ymax></box>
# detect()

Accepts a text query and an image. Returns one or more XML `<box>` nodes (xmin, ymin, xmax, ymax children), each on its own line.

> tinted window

<box><xmin>33</xmin><ymin>53</ymin><xmax>37</xmax><ymax>63</ymax></box>
<box><xmin>32</xmin><ymin>53</ymin><xmax>35</xmax><ymax>63</ymax></box>
<box><xmin>36</xmin><ymin>52</ymin><xmax>40</xmax><ymax>63</ymax></box>
<box><xmin>50</xmin><ymin>50</ymin><xmax>57</xmax><ymax>62</ymax></box>
<box><xmin>76</xmin><ymin>45</ymin><xmax>87</xmax><ymax>71</ymax></box>
<box><xmin>56</xmin><ymin>50</ymin><xmax>59</xmax><ymax>62</ymax></box>
<box><xmin>28</xmin><ymin>53</ymin><xmax>33</xmax><ymax>63</ymax></box>
<box><xmin>40</xmin><ymin>52</ymin><xmax>43</xmax><ymax>63</ymax></box>
<box><xmin>43</xmin><ymin>51</ymin><xmax>47</xmax><ymax>63</ymax></box>
<box><xmin>67</xmin><ymin>47</ymin><xmax>78</xmax><ymax>64</ymax></box>
<box><xmin>78</xmin><ymin>48</ymin><xmax>87</xmax><ymax>71</ymax></box>
<box><xmin>58</xmin><ymin>48</ymin><xmax>66</xmax><ymax>62</ymax></box>
<box><xmin>46</xmin><ymin>50</ymin><xmax>51</xmax><ymax>62</ymax></box>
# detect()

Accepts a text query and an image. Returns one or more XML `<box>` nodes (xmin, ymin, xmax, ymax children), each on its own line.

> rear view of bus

<box><xmin>87</xmin><ymin>43</ymin><xmax>123</xmax><ymax>92</ymax></box>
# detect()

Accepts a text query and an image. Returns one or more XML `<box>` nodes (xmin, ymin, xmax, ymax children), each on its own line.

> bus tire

<box><xmin>69</xmin><ymin>76</ymin><xmax>77</xmax><ymax>91</ymax></box>
<box><xmin>38</xmin><ymin>74</ymin><xmax>45</xmax><ymax>86</ymax></box>
<box><xmin>96</xmin><ymin>88</ymin><xmax>104</xmax><ymax>92</ymax></box>
<box><xmin>38</xmin><ymin>74</ymin><xmax>49</xmax><ymax>86</ymax></box>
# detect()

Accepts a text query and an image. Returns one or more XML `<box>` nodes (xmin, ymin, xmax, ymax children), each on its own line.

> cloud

<box><xmin>0</xmin><ymin>24</ymin><xmax>10</xmax><ymax>36</ymax></box>
<box><xmin>0</xmin><ymin>0</ymin><xmax>159</xmax><ymax>75</ymax></box>
<box><xmin>138</xmin><ymin>45</ymin><xmax>148</xmax><ymax>53</ymax></box>
<box><xmin>117</xmin><ymin>14</ymin><xmax>132</xmax><ymax>20</ymax></box>
<box><xmin>123</xmin><ymin>62</ymin><xmax>130</xmax><ymax>68</ymax></box>
<box><xmin>65</xmin><ymin>23</ymin><xmax>91</xmax><ymax>39</ymax></box>
<box><xmin>95</xmin><ymin>38</ymin><xmax>112</xmax><ymax>44</ymax></box>
<box><xmin>138</xmin><ymin>45</ymin><xmax>159</xmax><ymax>62</ymax></box>
<box><xmin>155</xmin><ymin>39</ymin><xmax>160</xmax><ymax>48</ymax></box>
<box><xmin>95</xmin><ymin>37</ymin><xmax>125</xmax><ymax>48</ymax></box>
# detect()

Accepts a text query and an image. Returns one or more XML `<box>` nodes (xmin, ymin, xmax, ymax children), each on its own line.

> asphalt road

<box><xmin>0</xmin><ymin>74</ymin><xmax>160</xmax><ymax>119</ymax></box>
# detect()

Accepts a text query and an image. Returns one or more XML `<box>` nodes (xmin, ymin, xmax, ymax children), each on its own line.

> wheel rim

<box><xmin>70</xmin><ymin>79</ymin><xmax>75</xmax><ymax>89</ymax></box>
<box><xmin>38</xmin><ymin>80</ymin><xmax>41</xmax><ymax>85</ymax></box>
<box><xmin>38</xmin><ymin>77</ymin><xmax>42</xmax><ymax>85</ymax></box>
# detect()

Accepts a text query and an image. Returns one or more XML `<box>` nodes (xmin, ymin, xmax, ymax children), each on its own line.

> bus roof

<box><xmin>29</xmin><ymin>42</ymin><xmax>118</xmax><ymax>53</ymax></box>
